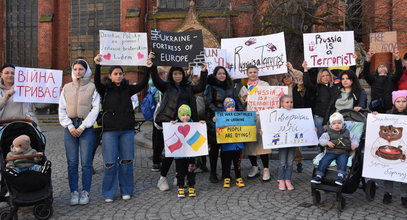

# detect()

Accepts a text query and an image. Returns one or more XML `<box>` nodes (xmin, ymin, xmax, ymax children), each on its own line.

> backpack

<box><xmin>141</xmin><ymin>87</ymin><xmax>157</xmax><ymax>121</ymax></box>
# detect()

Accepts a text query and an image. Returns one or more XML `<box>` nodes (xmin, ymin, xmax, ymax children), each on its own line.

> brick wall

<box><xmin>0</xmin><ymin>2</ymin><xmax>3</xmax><ymax>65</ymax></box>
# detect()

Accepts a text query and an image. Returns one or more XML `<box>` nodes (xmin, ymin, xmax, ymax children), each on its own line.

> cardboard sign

<box><xmin>247</xmin><ymin>86</ymin><xmax>288</xmax><ymax>112</ymax></box>
<box><xmin>215</xmin><ymin>111</ymin><xmax>256</xmax><ymax>143</ymax></box>
<box><xmin>13</xmin><ymin>67</ymin><xmax>62</xmax><ymax>104</ymax></box>
<box><xmin>221</xmin><ymin>32</ymin><xmax>287</xmax><ymax>79</ymax></box>
<box><xmin>369</xmin><ymin>31</ymin><xmax>398</xmax><ymax>53</ymax></box>
<box><xmin>192</xmin><ymin>48</ymin><xmax>230</xmax><ymax>75</ymax></box>
<box><xmin>303</xmin><ymin>31</ymin><xmax>355</xmax><ymax>68</ymax></box>
<box><xmin>259</xmin><ymin>108</ymin><xmax>318</xmax><ymax>149</ymax></box>
<box><xmin>362</xmin><ymin>114</ymin><xmax>407</xmax><ymax>183</ymax></box>
<box><xmin>151</xmin><ymin>29</ymin><xmax>204</xmax><ymax>67</ymax></box>
<box><xmin>163</xmin><ymin>122</ymin><xmax>208</xmax><ymax>157</ymax></box>
<box><xmin>99</xmin><ymin>30</ymin><xmax>148</xmax><ymax>66</ymax></box>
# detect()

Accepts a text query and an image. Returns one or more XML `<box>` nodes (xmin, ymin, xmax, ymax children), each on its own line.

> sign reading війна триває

<box><xmin>151</xmin><ymin>29</ymin><xmax>204</xmax><ymax>67</ymax></box>
<box><xmin>99</xmin><ymin>30</ymin><xmax>148</xmax><ymax>66</ymax></box>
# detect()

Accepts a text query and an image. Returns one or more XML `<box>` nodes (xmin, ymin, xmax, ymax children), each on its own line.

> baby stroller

<box><xmin>0</xmin><ymin>119</ymin><xmax>53</xmax><ymax>220</ymax></box>
<box><xmin>311</xmin><ymin>109</ymin><xmax>376</xmax><ymax>211</ymax></box>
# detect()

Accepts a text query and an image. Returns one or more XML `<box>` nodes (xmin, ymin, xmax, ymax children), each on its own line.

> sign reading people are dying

<box><xmin>151</xmin><ymin>29</ymin><xmax>204</xmax><ymax>67</ymax></box>
<box><xmin>303</xmin><ymin>31</ymin><xmax>355</xmax><ymax>68</ymax></box>
<box><xmin>215</xmin><ymin>111</ymin><xmax>257</xmax><ymax>144</ymax></box>
<box><xmin>221</xmin><ymin>32</ymin><xmax>287</xmax><ymax>79</ymax></box>
<box><xmin>13</xmin><ymin>67</ymin><xmax>62</xmax><ymax>104</ymax></box>
<box><xmin>99</xmin><ymin>30</ymin><xmax>148</xmax><ymax>66</ymax></box>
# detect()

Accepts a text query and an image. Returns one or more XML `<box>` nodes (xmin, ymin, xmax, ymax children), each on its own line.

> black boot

<box><xmin>209</xmin><ymin>173</ymin><xmax>219</xmax><ymax>183</ymax></box>
<box><xmin>383</xmin><ymin>192</ymin><xmax>392</xmax><ymax>204</ymax></box>
<box><xmin>402</xmin><ymin>197</ymin><xmax>407</xmax><ymax>208</ymax></box>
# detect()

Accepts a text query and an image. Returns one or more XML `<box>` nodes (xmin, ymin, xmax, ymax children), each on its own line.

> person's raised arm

<box><xmin>392</xmin><ymin>49</ymin><xmax>403</xmax><ymax>83</ymax></box>
<box><xmin>362</xmin><ymin>51</ymin><xmax>375</xmax><ymax>85</ymax></box>
<box><xmin>93</xmin><ymin>54</ymin><xmax>106</xmax><ymax>96</ymax></box>
<box><xmin>129</xmin><ymin>67</ymin><xmax>150</xmax><ymax>95</ymax></box>
<box><xmin>191</xmin><ymin>62</ymin><xmax>208</xmax><ymax>94</ymax></box>
<box><xmin>149</xmin><ymin>52</ymin><xmax>168</xmax><ymax>93</ymax></box>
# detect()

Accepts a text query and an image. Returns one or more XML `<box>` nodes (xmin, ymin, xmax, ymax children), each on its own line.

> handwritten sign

<box><xmin>369</xmin><ymin>31</ymin><xmax>398</xmax><ymax>53</ymax></box>
<box><xmin>221</xmin><ymin>32</ymin><xmax>287</xmax><ymax>79</ymax></box>
<box><xmin>13</xmin><ymin>67</ymin><xmax>62</xmax><ymax>104</ymax></box>
<box><xmin>99</xmin><ymin>30</ymin><xmax>148</xmax><ymax>66</ymax></box>
<box><xmin>259</xmin><ymin>108</ymin><xmax>318</xmax><ymax>149</ymax></box>
<box><xmin>247</xmin><ymin>86</ymin><xmax>288</xmax><ymax>112</ymax></box>
<box><xmin>362</xmin><ymin>114</ymin><xmax>407</xmax><ymax>183</ymax></box>
<box><xmin>163</xmin><ymin>122</ymin><xmax>208</xmax><ymax>157</ymax></box>
<box><xmin>151</xmin><ymin>29</ymin><xmax>204</xmax><ymax>67</ymax></box>
<box><xmin>192</xmin><ymin>48</ymin><xmax>230</xmax><ymax>75</ymax></box>
<box><xmin>303</xmin><ymin>31</ymin><xmax>355</xmax><ymax>68</ymax></box>
<box><xmin>215</xmin><ymin>111</ymin><xmax>256</xmax><ymax>143</ymax></box>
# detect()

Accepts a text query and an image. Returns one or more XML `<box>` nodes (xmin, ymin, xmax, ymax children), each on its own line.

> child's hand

<box><xmin>199</xmin><ymin>120</ymin><xmax>206</xmax><ymax>124</ymax></box>
<box><xmin>327</xmin><ymin>141</ymin><xmax>335</xmax><ymax>148</ymax></box>
<box><xmin>212</xmin><ymin>116</ymin><xmax>217</xmax><ymax>122</ymax></box>
<box><xmin>170</xmin><ymin>121</ymin><xmax>176</xmax><ymax>124</ymax></box>
<box><xmin>351</xmin><ymin>145</ymin><xmax>357</xmax><ymax>151</ymax></box>
<box><xmin>38</xmin><ymin>152</ymin><xmax>44</xmax><ymax>155</ymax></box>
<box><xmin>94</xmin><ymin>54</ymin><xmax>102</xmax><ymax>64</ymax></box>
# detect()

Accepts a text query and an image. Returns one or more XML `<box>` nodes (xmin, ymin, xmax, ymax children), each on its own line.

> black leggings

<box><xmin>175</xmin><ymin>158</ymin><xmax>196</xmax><ymax>188</ymax></box>
<box><xmin>160</xmin><ymin>157</ymin><xmax>174</xmax><ymax>177</ymax></box>
<box><xmin>209</xmin><ymin>144</ymin><xmax>221</xmax><ymax>174</ymax></box>
<box><xmin>248</xmin><ymin>154</ymin><xmax>269</xmax><ymax>168</ymax></box>
<box><xmin>221</xmin><ymin>150</ymin><xmax>242</xmax><ymax>179</ymax></box>
<box><xmin>152</xmin><ymin>126</ymin><xmax>164</xmax><ymax>165</ymax></box>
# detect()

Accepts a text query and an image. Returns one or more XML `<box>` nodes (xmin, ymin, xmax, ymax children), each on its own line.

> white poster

<box><xmin>192</xmin><ymin>48</ymin><xmax>230</xmax><ymax>75</ymax></box>
<box><xmin>221</xmin><ymin>32</ymin><xmax>287</xmax><ymax>79</ymax></box>
<box><xmin>247</xmin><ymin>86</ymin><xmax>288</xmax><ymax>112</ymax></box>
<box><xmin>13</xmin><ymin>67</ymin><xmax>62</xmax><ymax>104</ymax></box>
<box><xmin>303</xmin><ymin>31</ymin><xmax>355</xmax><ymax>68</ymax></box>
<box><xmin>362</xmin><ymin>114</ymin><xmax>407</xmax><ymax>183</ymax></box>
<box><xmin>259</xmin><ymin>108</ymin><xmax>318</xmax><ymax>149</ymax></box>
<box><xmin>99</xmin><ymin>30</ymin><xmax>148</xmax><ymax>66</ymax></box>
<box><xmin>163</xmin><ymin>122</ymin><xmax>209</xmax><ymax>157</ymax></box>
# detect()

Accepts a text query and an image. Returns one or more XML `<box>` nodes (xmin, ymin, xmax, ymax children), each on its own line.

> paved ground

<box><xmin>3</xmin><ymin>120</ymin><xmax>407</xmax><ymax>219</ymax></box>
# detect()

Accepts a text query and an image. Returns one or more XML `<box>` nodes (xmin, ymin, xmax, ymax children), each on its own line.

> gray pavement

<box><xmin>3</xmin><ymin>120</ymin><xmax>407</xmax><ymax>219</ymax></box>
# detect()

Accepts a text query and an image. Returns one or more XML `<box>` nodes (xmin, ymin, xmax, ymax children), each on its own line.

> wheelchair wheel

<box><xmin>312</xmin><ymin>190</ymin><xmax>321</xmax><ymax>205</ymax></box>
<box><xmin>365</xmin><ymin>180</ymin><xmax>376</xmax><ymax>201</ymax></box>
<box><xmin>33</xmin><ymin>203</ymin><xmax>53</xmax><ymax>220</ymax></box>
<box><xmin>0</xmin><ymin>207</ymin><xmax>18</xmax><ymax>220</ymax></box>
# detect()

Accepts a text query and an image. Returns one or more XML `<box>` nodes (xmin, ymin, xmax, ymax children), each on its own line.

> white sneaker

<box><xmin>122</xmin><ymin>195</ymin><xmax>131</xmax><ymax>200</ymax></box>
<box><xmin>157</xmin><ymin>176</ymin><xmax>170</xmax><ymax>191</ymax></box>
<box><xmin>248</xmin><ymin>166</ymin><xmax>259</xmax><ymax>178</ymax></box>
<box><xmin>262</xmin><ymin>168</ymin><xmax>271</xmax><ymax>181</ymax></box>
<box><xmin>70</xmin><ymin>191</ymin><xmax>79</xmax><ymax>206</ymax></box>
<box><xmin>79</xmin><ymin>190</ymin><xmax>89</xmax><ymax>205</ymax></box>
<box><xmin>105</xmin><ymin>199</ymin><xmax>113</xmax><ymax>203</ymax></box>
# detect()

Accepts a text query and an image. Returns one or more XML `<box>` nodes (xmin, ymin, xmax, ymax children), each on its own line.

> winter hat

<box><xmin>329</xmin><ymin>112</ymin><xmax>344</xmax><ymax>125</ymax></box>
<box><xmin>178</xmin><ymin>104</ymin><xmax>191</xmax><ymax>120</ymax></box>
<box><xmin>12</xmin><ymin>135</ymin><xmax>31</xmax><ymax>151</ymax></box>
<box><xmin>1</xmin><ymin>63</ymin><xmax>15</xmax><ymax>72</ymax></box>
<box><xmin>392</xmin><ymin>90</ymin><xmax>407</xmax><ymax>104</ymax></box>
<box><xmin>223</xmin><ymin>97</ymin><xmax>236</xmax><ymax>110</ymax></box>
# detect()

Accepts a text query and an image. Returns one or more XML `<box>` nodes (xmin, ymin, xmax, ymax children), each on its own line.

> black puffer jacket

<box><xmin>94</xmin><ymin>64</ymin><xmax>150</xmax><ymax>131</ymax></box>
<box><xmin>362</xmin><ymin>59</ymin><xmax>403</xmax><ymax>112</ymax></box>
<box><xmin>152</xmin><ymin>66</ymin><xmax>207</xmax><ymax>125</ymax></box>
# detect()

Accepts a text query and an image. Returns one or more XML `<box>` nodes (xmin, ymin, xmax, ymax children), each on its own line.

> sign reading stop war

<box><xmin>369</xmin><ymin>31</ymin><xmax>398</xmax><ymax>53</ymax></box>
<box><xmin>303</xmin><ymin>31</ymin><xmax>355</xmax><ymax>68</ymax></box>
<box><xmin>151</xmin><ymin>29</ymin><xmax>204</xmax><ymax>67</ymax></box>
<box><xmin>215</xmin><ymin>111</ymin><xmax>257</xmax><ymax>143</ymax></box>
<box><xmin>14</xmin><ymin>67</ymin><xmax>62</xmax><ymax>104</ymax></box>
<box><xmin>99</xmin><ymin>30</ymin><xmax>148</xmax><ymax>66</ymax></box>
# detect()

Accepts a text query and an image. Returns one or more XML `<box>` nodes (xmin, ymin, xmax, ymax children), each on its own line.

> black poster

<box><xmin>151</xmin><ymin>29</ymin><xmax>204</xmax><ymax>67</ymax></box>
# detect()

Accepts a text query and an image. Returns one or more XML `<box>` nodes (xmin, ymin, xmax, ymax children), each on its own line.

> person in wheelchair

<box><xmin>311</xmin><ymin>112</ymin><xmax>359</xmax><ymax>185</ymax></box>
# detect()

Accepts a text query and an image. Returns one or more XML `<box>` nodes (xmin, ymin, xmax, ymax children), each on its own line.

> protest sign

<box><xmin>221</xmin><ymin>32</ymin><xmax>287</xmax><ymax>79</ymax></box>
<box><xmin>163</xmin><ymin>122</ymin><xmax>208</xmax><ymax>157</ymax></box>
<box><xmin>303</xmin><ymin>31</ymin><xmax>355</xmax><ymax>68</ymax></box>
<box><xmin>13</xmin><ymin>67</ymin><xmax>62</xmax><ymax>104</ymax></box>
<box><xmin>259</xmin><ymin>108</ymin><xmax>318</xmax><ymax>149</ymax></box>
<box><xmin>151</xmin><ymin>29</ymin><xmax>204</xmax><ymax>67</ymax></box>
<box><xmin>247</xmin><ymin>86</ymin><xmax>288</xmax><ymax>112</ymax></box>
<box><xmin>192</xmin><ymin>48</ymin><xmax>230</xmax><ymax>75</ymax></box>
<box><xmin>99</xmin><ymin>30</ymin><xmax>148</xmax><ymax>66</ymax></box>
<box><xmin>362</xmin><ymin>113</ymin><xmax>407</xmax><ymax>183</ymax></box>
<box><xmin>215</xmin><ymin>111</ymin><xmax>256</xmax><ymax>143</ymax></box>
<box><xmin>369</xmin><ymin>31</ymin><xmax>398</xmax><ymax>53</ymax></box>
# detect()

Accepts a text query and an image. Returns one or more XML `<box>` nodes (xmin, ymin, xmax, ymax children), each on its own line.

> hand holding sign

<box><xmin>94</xmin><ymin>54</ymin><xmax>102</xmax><ymax>65</ymax></box>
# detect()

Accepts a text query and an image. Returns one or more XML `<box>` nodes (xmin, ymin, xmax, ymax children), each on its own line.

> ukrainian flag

<box><xmin>187</xmin><ymin>131</ymin><xmax>207</xmax><ymax>152</ymax></box>
<box><xmin>248</xmin><ymin>86</ymin><xmax>258</xmax><ymax>95</ymax></box>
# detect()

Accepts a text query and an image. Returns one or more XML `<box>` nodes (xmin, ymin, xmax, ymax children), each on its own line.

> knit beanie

<box><xmin>178</xmin><ymin>104</ymin><xmax>191</xmax><ymax>120</ymax></box>
<box><xmin>329</xmin><ymin>112</ymin><xmax>344</xmax><ymax>125</ymax></box>
<box><xmin>223</xmin><ymin>97</ymin><xmax>235</xmax><ymax>110</ymax></box>
<box><xmin>392</xmin><ymin>90</ymin><xmax>407</xmax><ymax>104</ymax></box>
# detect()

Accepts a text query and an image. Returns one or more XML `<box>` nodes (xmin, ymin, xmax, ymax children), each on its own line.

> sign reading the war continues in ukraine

<box><xmin>215</xmin><ymin>111</ymin><xmax>257</xmax><ymax>144</ymax></box>
<box><xmin>163</xmin><ymin>122</ymin><xmax>208</xmax><ymax>157</ymax></box>
<box><xmin>151</xmin><ymin>29</ymin><xmax>204</xmax><ymax>67</ymax></box>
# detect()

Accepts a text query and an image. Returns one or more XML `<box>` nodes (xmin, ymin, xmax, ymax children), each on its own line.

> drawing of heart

<box><xmin>178</xmin><ymin>125</ymin><xmax>191</xmax><ymax>138</ymax></box>
<box><xmin>137</xmin><ymin>52</ymin><xmax>144</xmax><ymax>59</ymax></box>
<box><xmin>103</xmin><ymin>53</ymin><xmax>112</xmax><ymax>60</ymax></box>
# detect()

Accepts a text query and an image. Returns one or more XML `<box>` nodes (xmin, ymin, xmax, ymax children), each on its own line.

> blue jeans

<box><xmin>15</xmin><ymin>164</ymin><xmax>41</xmax><ymax>173</ymax></box>
<box><xmin>278</xmin><ymin>147</ymin><xmax>296</xmax><ymax>180</ymax></box>
<box><xmin>314</xmin><ymin>115</ymin><xmax>324</xmax><ymax>138</ymax></box>
<box><xmin>316</xmin><ymin>153</ymin><xmax>348</xmax><ymax>177</ymax></box>
<box><xmin>64</xmin><ymin>119</ymin><xmax>95</xmax><ymax>193</ymax></box>
<box><xmin>102</xmin><ymin>130</ymin><xmax>135</xmax><ymax>200</ymax></box>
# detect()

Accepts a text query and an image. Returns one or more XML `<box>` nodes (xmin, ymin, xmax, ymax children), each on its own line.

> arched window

<box><xmin>158</xmin><ymin>0</ymin><xmax>230</xmax><ymax>11</ymax></box>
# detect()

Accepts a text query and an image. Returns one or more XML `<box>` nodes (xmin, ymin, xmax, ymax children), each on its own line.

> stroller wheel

<box><xmin>0</xmin><ymin>207</ymin><xmax>18</xmax><ymax>220</ymax></box>
<box><xmin>337</xmin><ymin>197</ymin><xmax>346</xmax><ymax>211</ymax></box>
<box><xmin>33</xmin><ymin>203</ymin><xmax>53</xmax><ymax>220</ymax></box>
<box><xmin>365</xmin><ymin>180</ymin><xmax>376</xmax><ymax>201</ymax></box>
<box><xmin>312</xmin><ymin>190</ymin><xmax>321</xmax><ymax>205</ymax></box>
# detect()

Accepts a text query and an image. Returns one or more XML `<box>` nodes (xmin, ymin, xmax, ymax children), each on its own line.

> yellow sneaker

<box><xmin>236</xmin><ymin>178</ymin><xmax>245</xmax><ymax>188</ymax></box>
<box><xmin>177</xmin><ymin>188</ymin><xmax>185</xmax><ymax>198</ymax></box>
<box><xmin>188</xmin><ymin>187</ymin><xmax>196</xmax><ymax>197</ymax></box>
<box><xmin>223</xmin><ymin>178</ymin><xmax>231</xmax><ymax>188</ymax></box>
